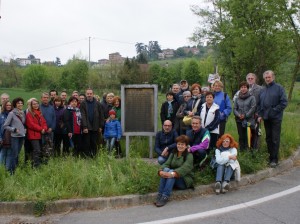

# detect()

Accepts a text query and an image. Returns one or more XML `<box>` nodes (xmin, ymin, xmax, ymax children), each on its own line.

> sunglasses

<box><xmin>223</xmin><ymin>140</ymin><xmax>230</xmax><ymax>143</ymax></box>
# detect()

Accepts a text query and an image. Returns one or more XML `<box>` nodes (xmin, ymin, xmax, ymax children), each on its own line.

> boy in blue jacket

<box><xmin>104</xmin><ymin>110</ymin><xmax>122</xmax><ymax>154</ymax></box>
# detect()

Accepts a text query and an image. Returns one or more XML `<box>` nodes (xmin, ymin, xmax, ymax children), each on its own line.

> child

<box><xmin>104</xmin><ymin>110</ymin><xmax>122</xmax><ymax>154</ymax></box>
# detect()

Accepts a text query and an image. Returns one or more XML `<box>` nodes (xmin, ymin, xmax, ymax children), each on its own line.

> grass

<box><xmin>0</xmin><ymin>83</ymin><xmax>299</xmax><ymax>202</ymax></box>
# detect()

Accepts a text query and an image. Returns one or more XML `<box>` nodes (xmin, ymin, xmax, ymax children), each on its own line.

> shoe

<box><xmin>156</xmin><ymin>195</ymin><xmax>168</xmax><ymax>207</ymax></box>
<box><xmin>221</xmin><ymin>182</ymin><xmax>230</xmax><ymax>193</ymax></box>
<box><xmin>270</xmin><ymin>162</ymin><xmax>278</xmax><ymax>168</ymax></box>
<box><xmin>215</xmin><ymin>182</ymin><xmax>221</xmax><ymax>195</ymax></box>
<box><xmin>154</xmin><ymin>193</ymin><xmax>162</xmax><ymax>205</ymax></box>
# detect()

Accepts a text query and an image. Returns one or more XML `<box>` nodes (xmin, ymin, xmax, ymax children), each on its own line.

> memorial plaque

<box><xmin>123</xmin><ymin>86</ymin><xmax>156</xmax><ymax>133</ymax></box>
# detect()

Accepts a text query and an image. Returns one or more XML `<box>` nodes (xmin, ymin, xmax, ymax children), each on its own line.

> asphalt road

<box><xmin>1</xmin><ymin>166</ymin><xmax>300</xmax><ymax>224</ymax></box>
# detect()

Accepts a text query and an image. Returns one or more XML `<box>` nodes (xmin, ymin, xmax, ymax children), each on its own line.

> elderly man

<box><xmin>246</xmin><ymin>73</ymin><xmax>263</xmax><ymax>148</ymax></box>
<box><xmin>0</xmin><ymin>93</ymin><xmax>9</xmax><ymax>110</ymax></box>
<box><xmin>154</xmin><ymin>120</ymin><xmax>178</xmax><ymax>165</ymax></box>
<box><xmin>258</xmin><ymin>70</ymin><xmax>288</xmax><ymax>168</ymax></box>
<box><xmin>186</xmin><ymin>116</ymin><xmax>210</xmax><ymax>168</ymax></box>
<box><xmin>80</xmin><ymin>88</ymin><xmax>105</xmax><ymax>157</ymax></box>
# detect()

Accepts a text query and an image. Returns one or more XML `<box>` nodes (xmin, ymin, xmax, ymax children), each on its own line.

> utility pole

<box><xmin>88</xmin><ymin>36</ymin><xmax>91</xmax><ymax>68</ymax></box>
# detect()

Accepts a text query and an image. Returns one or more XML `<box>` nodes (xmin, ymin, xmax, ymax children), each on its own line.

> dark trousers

<box><xmin>53</xmin><ymin>133</ymin><xmax>70</xmax><ymax>156</ymax></box>
<box><xmin>236</xmin><ymin>122</ymin><xmax>248</xmax><ymax>150</ymax></box>
<box><xmin>83</xmin><ymin>131</ymin><xmax>99</xmax><ymax>157</ymax></box>
<box><xmin>209</xmin><ymin>133</ymin><xmax>219</xmax><ymax>153</ymax></box>
<box><xmin>264</xmin><ymin>119</ymin><xmax>282</xmax><ymax>163</ymax></box>
<box><xmin>72</xmin><ymin>134</ymin><xmax>83</xmax><ymax>157</ymax></box>
<box><xmin>30</xmin><ymin>139</ymin><xmax>42</xmax><ymax>168</ymax></box>
<box><xmin>219</xmin><ymin>120</ymin><xmax>227</xmax><ymax>137</ymax></box>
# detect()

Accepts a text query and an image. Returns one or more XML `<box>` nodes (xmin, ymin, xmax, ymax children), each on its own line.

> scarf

<box><xmin>67</xmin><ymin>106</ymin><xmax>81</xmax><ymax>126</ymax></box>
<box><xmin>13</xmin><ymin>108</ymin><xmax>24</xmax><ymax>121</ymax></box>
<box><xmin>238</xmin><ymin>91</ymin><xmax>250</xmax><ymax>100</ymax></box>
<box><xmin>219</xmin><ymin>146</ymin><xmax>230</xmax><ymax>152</ymax></box>
<box><xmin>167</xmin><ymin>101</ymin><xmax>173</xmax><ymax>118</ymax></box>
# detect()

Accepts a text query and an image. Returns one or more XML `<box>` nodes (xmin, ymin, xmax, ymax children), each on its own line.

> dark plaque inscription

<box><xmin>124</xmin><ymin>88</ymin><xmax>154</xmax><ymax>132</ymax></box>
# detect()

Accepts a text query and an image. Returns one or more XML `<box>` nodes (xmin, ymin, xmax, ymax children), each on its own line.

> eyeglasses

<box><xmin>223</xmin><ymin>140</ymin><xmax>230</xmax><ymax>143</ymax></box>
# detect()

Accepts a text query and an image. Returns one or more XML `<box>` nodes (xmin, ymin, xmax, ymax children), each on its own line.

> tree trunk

<box><xmin>288</xmin><ymin>55</ymin><xmax>300</xmax><ymax>101</ymax></box>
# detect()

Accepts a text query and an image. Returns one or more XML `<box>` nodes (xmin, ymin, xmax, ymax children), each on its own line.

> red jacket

<box><xmin>26</xmin><ymin>112</ymin><xmax>48</xmax><ymax>140</ymax></box>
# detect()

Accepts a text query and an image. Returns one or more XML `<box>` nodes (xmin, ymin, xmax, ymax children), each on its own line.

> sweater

<box><xmin>161</xmin><ymin>152</ymin><xmax>194</xmax><ymax>188</ymax></box>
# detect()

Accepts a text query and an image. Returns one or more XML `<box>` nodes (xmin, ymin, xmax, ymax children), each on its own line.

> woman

<box><xmin>234</xmin><ymin>81</ymin><xmax>256</xmax><ymax>150</ymax></box>
<box><xmin>0</xmin><ymin>101</ymin><xmax>13</xmax><ymax>170</ymax></box>
<box><xmin>155</xmin><ymin>135</ymin><xmax>194</xmax><ymax>207</ymax></box>
<box><xmin>160</xmin><ymin>91</ymin><xmax>179</xmax><ymax>127</ymax></box>
<box><xmin>3</xmin><ymin>97</ymin><xmax>26</xmax><ymax>174</ymax></box>
<box><xmin>212</xmin><ymin>80</ymin><xmax>232</xmax><ymax>136</ymax></box>
<box><xmin>214</xmin><ymin>134</ymin><xmax>239</xmax><ymax>194</ymax></box>
<box><xmin>183</xmin><ymin>84</ymin><xmax>205</xmax><ymax>126</ymax></box>
<box><xmin>200</xmin><ymin>92</ymin><xmax>220</xmax><ymax>152</ymax></box>
<box><xmin>26</xmin><ymin>98</ymin><xmax>48</xmax><ymax>168</ymax></box>
<box><xmin>176</xmin><ymin>91</ymin><xmax>191</xmax><ymax>135</ymax></box>
<box><xmin>53</xmin><ymin>96</ymin><xmax>69</xmax><ymax>156</ymax></box>
<box><xmin>63</xmin><ymin>97</ymin><xmax>82</xmax><ymax>157</ymax></box>
<box><xmin>112</xmin><ymin>96</ymin><xmax>121</xmax><ymax>122</ymax></box>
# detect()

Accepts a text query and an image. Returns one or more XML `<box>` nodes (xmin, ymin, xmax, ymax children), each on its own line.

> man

<box><xmin>80</xmin><ymin>88</ymin><xmax>104</xmax><ymax>157</ymax></box>
<box><xmin>79</xmin><ymin>93</ymin><xmax>86</xmax><ymax>104</ymax></box>
<box><xmin>186</xmin><ymin>116</ymin><xmax>210</xmax><ymax>168</ymax></box>
<box><xmin>60</xmin><ymin>91</ymin><xmax>68</xmax><ymax>107</ymax></box>
<box><xmin>246</xmin><ymin>73</ymin><xmax>263</xmax><ymax>149</ymax></box>
<box><xmin>49</xmin><ymin>89</ymin><xmax>58</xmax><ymax>105</ymax></box>
<box><xmin>171</xmin><ymin>83</ymin><xmax>181</xmax><ymax>103</ymax></box>
<box><xmin>40</xmin><ymin>92</ymin><xmax>56</xmax><ymax>157</ymax></box>
<box><xmin>177</xmin><ymin>80</ymin><xmax>190</xmax><ymax>104</ymax></box>
<box><xmin>154</xmin><ymin>120</ymin><xmax>178</xmax><ymax>165</ymax></box>
<box><xmin>0</xmin><ymin>93</ymin><xmax>9</xmax><ymax>110</ymax></box>
<box><xmin>72</xmin><ymin>90</ymin><xmax>79</xmax><ymax>99</ymax></box>
<box><xmin>258</xmin><ymin>70</ymin><xmax>288</xmax><ymax>168</ymax></box>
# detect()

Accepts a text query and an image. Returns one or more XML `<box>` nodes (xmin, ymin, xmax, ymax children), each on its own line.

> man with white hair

<box><xmin>0</xmin><ymin>93</ymin><xmax>9</xmax><ymax>110</ymax></box>
<box><xmin>258</xmin><ymin>70</ymin><xmax>287</xmax><ymax>168</ymax></box>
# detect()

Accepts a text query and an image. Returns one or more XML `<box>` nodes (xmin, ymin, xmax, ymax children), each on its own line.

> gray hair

<box><xmin>182</xmin><ymin>91</ymin><xmax>191</xmax><ymax>96</ymax></box>
<box><xmin>263</xmin><ymin>70</ymin><xmax>275</xmax><ymax>78</ymax></box>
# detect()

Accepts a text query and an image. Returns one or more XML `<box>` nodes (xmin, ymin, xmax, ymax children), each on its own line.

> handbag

<box><xmin>182</xmin><ymin>99</ymin><xmax>201</xmax><ymax>126</ymax></box>
<box><xmin>2</xmin><ymin>130</ymin><xmax>11</xmax><ymax>149</ymax></box>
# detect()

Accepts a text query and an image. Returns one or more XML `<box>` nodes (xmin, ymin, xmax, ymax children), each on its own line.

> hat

<box><xmin>180</xmin><ymin>80</ymin><xmax>187</xmax><ymax>84</ymax></box>
<box><xmin>109</xmin><ymin>110</ymin><xmax>116</xmax><ymax>116</ymax></box>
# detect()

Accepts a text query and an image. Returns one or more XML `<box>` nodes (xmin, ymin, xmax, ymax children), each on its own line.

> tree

<box><xmin>183</xmin><ymin>59</ymin><xmax>202</xmax><ymax>85</ymax></box>
<box><xmin>23</xmin><ymin>65</ymin><xmax>47</xmax><ymax>91</ymax></box>
<box><xmin>55</xmin><ymin>57</ymin><xmax>61</xmax><ymax>67</ymax></box>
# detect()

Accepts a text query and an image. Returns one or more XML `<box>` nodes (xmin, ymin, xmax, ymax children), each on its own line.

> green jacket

<box><xmin>161</xmin><ymin>152</ymin><xmax>194</xmax><ymax>188</ymax></box>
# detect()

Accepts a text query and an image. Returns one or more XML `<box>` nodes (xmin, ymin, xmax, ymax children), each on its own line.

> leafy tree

<box><xmin>149</xmin><ymin>63</ymin><xmax>161</xmax><ymax>84</ymax></box>
<box><xmin>175</xmin><ymin>48</ymin><xmax>187</xmax><ymax>57</ymax></box>
<box><xmin>183</xmin><ymin>59</ymin><xmax>202</xmax><ymax>85</ymax></box>
<box><xmin>23</xmin><ymin>65</ymin><xmax>47</xmax><ymax>91</ymax></box>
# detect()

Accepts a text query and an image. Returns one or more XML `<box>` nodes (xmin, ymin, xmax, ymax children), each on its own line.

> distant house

<box><xmin>15</xmin><ymin>57</ymin><xmax>40</xmax><ymax>67</ymax></box>
<box><xmin>109</xmin><ymin>52</ymin><xmax>125</xmax><ymax>64</ymax></box>
<box><xmin>98</xmin><ymin>59</ymin><xmax>109</xmax><ymax>66</ymax></box>
<box><xmin>162</xmin><ymin>49</ymin><xmax>175</xmax><ymax>59</ymax></box>
<box><xmin>182</xmin><ymin>47</ymin><xmax>200</xmax><ymax>55</ymax></box>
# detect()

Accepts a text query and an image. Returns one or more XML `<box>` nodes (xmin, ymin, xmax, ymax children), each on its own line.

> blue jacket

<box><xmin>40</xmin><ymin>103</ymin><xmax>56</xmax><ymax>130</ymax></box>
<box><xmin>213</xmin><ymin>91</ymin><xmax>232</xmax><ymax>121</ymax></box>
<box><xmin>154</xmin><ymin>130</ymin><xmax>178</xmax><ymax>155</ymax></box>
<box><xmin>104</xmin><ymin>119</ymin><xmax>122</xmax><ymax>140</ymax></box>
<box><xmin>258</xmin><ymin>81</ymin><xmax>288</xmax><ymax>121</ymax></box>
<box><xmin>0</xmin><ymin>111</ymin><xmax>9</xmax><ymax>141</ymax></box>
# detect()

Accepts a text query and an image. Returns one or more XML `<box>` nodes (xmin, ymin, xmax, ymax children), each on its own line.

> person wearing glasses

<box><xmin>214</xmin><ymin>134</ymin><xmax>239</xmax><ymax>194</ymax></box>
<box><xmin>176</xmin><ymin>91</ymin><xmax>192</xmax><ymax>135</ymax></box>
<box><xmin>154</xmin><ymin>120</ymin><xmax>178</xmax><ymax>165</ymax></box>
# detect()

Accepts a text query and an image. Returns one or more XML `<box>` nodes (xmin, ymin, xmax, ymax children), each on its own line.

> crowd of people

<box><xmin>154</xmin><ymin>70</ymin><xmax>288</xmax><ymax>207</ymax></box>
<box><xmin>0</xmin><ymin>70</ymin><xmax>288</xmax><ymax>207</ymax></box>
<box><xmin>0</xmin><ymin>89</ymin><xmax>122</xmax><ymax>174</ymax></box>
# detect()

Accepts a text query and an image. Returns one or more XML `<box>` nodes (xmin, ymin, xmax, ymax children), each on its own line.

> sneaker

<box><xmin>215</xmin><ymin>182</ymin><xmax>221</xmax><ymax>195</ymax></box>
<box><xmin>221</xmin><ymin>182</ymin><xmax>230</xmax><ymax>193</ymax></box>
<box><xmin>270</xmin><ymin>162</ymin><xmax>278</xmax><ymax>168</ymax></box>
<box><xmin>154</xmin><ymin>193</ymin><xmax>162</xmax><ymax>205</ymax></box>
<box><xmin>156</xmin><ymin>195</ymin><xmax>169</xmax><ymax>207</ymax></box>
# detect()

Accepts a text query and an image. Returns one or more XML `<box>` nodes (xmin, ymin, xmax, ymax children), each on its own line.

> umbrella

<box><xmin>247</xmin><ymin>122</ymin><xmax>252</xmax><ymax>149</ymax></box>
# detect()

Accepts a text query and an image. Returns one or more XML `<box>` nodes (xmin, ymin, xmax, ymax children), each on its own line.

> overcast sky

<box><xmin>0</xmin><ymin>0</ymin><xmax>209</xmax><ymax>64</ymax></box>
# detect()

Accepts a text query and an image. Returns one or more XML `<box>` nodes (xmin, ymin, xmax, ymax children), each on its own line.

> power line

<box><xmin>15</xmin><ymin>38</ymin><xmax>88</xmax><ymax>57</ymax></box>
<box><xmin>93</xmin><ymin>37</ymin><xmax>135</xmax><ymax>45</ymax></box>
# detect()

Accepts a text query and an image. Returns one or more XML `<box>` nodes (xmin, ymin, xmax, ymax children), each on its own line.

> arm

<box><xmin>223</xmin><ymin>95</ymin><xmax>232</xmax><ymax>117</ymax></box>
<box><xmin>174</xmin><ymin>153</ymin><xmax>194</xmax><ymax>177</ymax></box>
<box><xmin>274</xmin><ymin>86</ymin><xmax>288</xmax><ymax>112</ymax></box>
<box><xmin>245</xmin><ymin>96</ymin><xmax>256</xmax><ymax>119</ymax></box>
<box><xmin>3</xmin><ymin>113</ymin><xmax>14</xmax><ymax>132</ymax></box>
<box><xmin>215</xmin><ymin>149</ymin><xmax>229</xmax><ymax>165</ymax></box>
<box><xmin>154</xmin><ymin>132</ymin><xmax>163</xmax><ymax>155</ymax></box>
<box><xmin>190</xmin><ymin>130</ymin><xmax>210</xmax><ymax>152</ymax></box>
<box><xmin>117</xmin><ymin>121</ymin><xmax>122</xmax><ymax>140</ymax></box>
<box><xmin>167</xmin><ymin>131</ymin><xmax>178</xmax><ymax>152</ymax></box>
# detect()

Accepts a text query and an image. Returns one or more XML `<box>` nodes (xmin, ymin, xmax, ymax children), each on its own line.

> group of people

<box><xmin>0</xmin><ymin>89</ymin><xmax>123</xmax><ymax>174</ymax></box>
<box><xmin>155</xmin><ymin>70</ymin><xmax>288</xmax><ymax>207</ymax></box>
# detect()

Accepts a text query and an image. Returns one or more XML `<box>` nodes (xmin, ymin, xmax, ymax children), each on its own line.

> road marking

<box><xmin>137</xmin><ymin>185</ymin><xmax>300</xmax><ymax>224</ymax></box>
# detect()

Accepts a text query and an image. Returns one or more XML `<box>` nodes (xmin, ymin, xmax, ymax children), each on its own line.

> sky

<box><xmin>0</xmin><ymin>0</ymin><xmax>209</xmax><ymax>64</ymax></box>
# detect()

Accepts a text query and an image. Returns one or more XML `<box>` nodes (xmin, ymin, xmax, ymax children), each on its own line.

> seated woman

<box><xmin>155</xmin><ymin>135</ymin><xmax>194</xmax><ymax>207</ymax></box>
<box><xmin>214</xmin><ymin>133</ymin><xmax>239</xmax><ymax>195</ymax></box>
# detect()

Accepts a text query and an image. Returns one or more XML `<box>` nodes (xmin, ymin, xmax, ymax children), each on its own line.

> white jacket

<box><xmin>200</xmin><ymin>103</ymin><xmax>219</xmax><ymax>134</ymax></box>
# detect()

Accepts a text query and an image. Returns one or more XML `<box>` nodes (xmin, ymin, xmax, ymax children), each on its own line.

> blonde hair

<box><xmin>213</xmin><ymin>80</ymin><xmax>224</xmax><ymax>89</ymax></box>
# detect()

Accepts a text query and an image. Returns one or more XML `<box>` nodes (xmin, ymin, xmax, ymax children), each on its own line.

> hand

<box><xmin>229</xmin><ymin>155</ymin><xmax>237</xmax><ymax>160</ymax></box>
<box><xmin>68</xmin><ymin>133</ymin><xmax>73</xmax><ymax>138</ymax></box>
<box><xmin>257</xmin><ymin>117</ymin><xmax>262</xmax><ymax>123</ymax></box>
<box><xmin>41</xmin><ymin>129</ymin><xmax>45</xmax><ymax>134</ymax></box>
<box><xmin>239</xmin><ymin>114</ymin><xmax>245</xmax><ymax>120</ymax></box>
<box><xmin>161</xmin><ymin>148</ymin><xmax>169</xmax><ymax>157</ymax></box>
<box><xmin>83</xmin><ymin>128</ymin><xmax>88</xmax><ymax>134</ymax></box>
<box><xmin>99</xmin><ymin>128</ymin><xmax>102</xmax><ymax>133</ymax></box>
<box><xmin>188</xmin><ymin>111</ymin><xmax>193</xmax><ymax>116</ymax></box>
<box><xmin>47</xmin><ymin>128</ymin><xmax>52</xmax><ymax>133</ymax></box>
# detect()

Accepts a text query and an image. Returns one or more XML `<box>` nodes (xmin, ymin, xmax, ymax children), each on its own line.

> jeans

<box><xmin>0</xmin><ymin>147</ymin><xmax>13</xmax><ymax>171</ymax></box>
<box><xmin>158</xmin><ymin>168</ymin><xmax>187</xmax><ymax>197</ymax></box>
<box><xmin>157</xmin><ymin>155</ymin><xmax>168</xmax><ymax>165</ymax></box>
<box><xmin>105</xmin><ymin>137</ymin><xmax>116</xmax><ymax>153</ymax></box>
<box><xmin>216</xmin><ymin>164</ymin><xmax>234</xmax><ymax>182</ymax></box>
<box><xmin>9</xmin><ymin>137</ymin><xmax>24</xmax><ymax>174</ymax></box>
